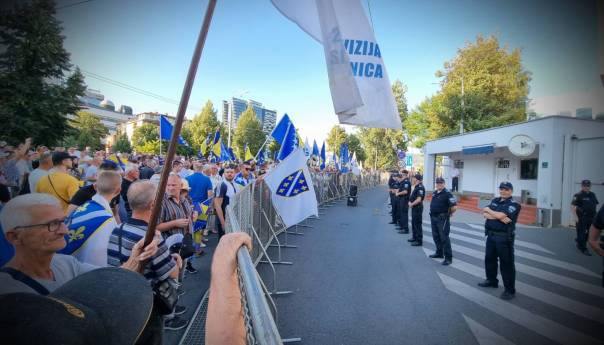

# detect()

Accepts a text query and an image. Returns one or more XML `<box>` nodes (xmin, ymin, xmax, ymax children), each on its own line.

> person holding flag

<box><xmin>234</xmin><ymin>161</ymin><xmax>254</xmax><ymax>191</ymax></box>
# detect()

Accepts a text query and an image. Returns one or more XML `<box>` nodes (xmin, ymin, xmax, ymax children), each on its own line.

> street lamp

<box><xmin>460</xmin><ymin>76</ymin><xmax>464</xmax><ymax>135</ymax></box>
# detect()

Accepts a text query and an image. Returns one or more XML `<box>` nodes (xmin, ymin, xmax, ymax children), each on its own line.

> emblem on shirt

<box><xmin>276</xmin><ymin>169</ymin><xmax>309</xmax><ymax>197</ymax></box>
<box><xmin>508</xmin><ymin>205</ymin><xmax>516</xmax><ymax>213</ymax></box>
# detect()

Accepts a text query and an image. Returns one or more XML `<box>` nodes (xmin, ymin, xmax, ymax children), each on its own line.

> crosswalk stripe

<box><xmin>423</xmin><ymin>237</ymin><xmax>604</xmax><ymax>298</ymax></box>
<box><xmin>462</xmin><ymin>314</ymin><xmax>516</xmax><ymax>345</ymax></box>
<box><xmin>422</xmin><ymin>248</ymin><xmax>604</xmax><ymax>323</ymax></box>
<box><xmin>422</xmin><ymin>221</ymin><xmax>555</xmax><ymax>255</ymax></box>
<box><xmin>422</xmin><ymin>226</ymin><xmax>598</xmax><ymax>278</ymax></box>
<box><xmin>437</xmin><ymin>272</ymin><xmax>601</xmax><ymax>345</ymax></box>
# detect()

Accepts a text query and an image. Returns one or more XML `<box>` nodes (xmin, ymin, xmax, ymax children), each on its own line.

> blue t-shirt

<box><xmin>0</xmin><ymin>205</ymin><xmax>15</xmax><ymax>267</ymax></box>
<box><xmin>186</xmin><ymin>172</ymin><xmax>213</xmax><ymax>203</ymax></box>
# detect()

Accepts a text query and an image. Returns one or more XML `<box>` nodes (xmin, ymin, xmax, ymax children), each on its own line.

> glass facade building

<box><xmin>223</xmin><ymin>97</ymin><xmax>277</xmax><ymax>134</ymax></box>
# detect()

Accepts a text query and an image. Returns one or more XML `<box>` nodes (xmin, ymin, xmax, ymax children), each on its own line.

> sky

<box><xmin>53</xmin><ymin>0</ymin><xmax>601</xmax><ymax>145</ymax></box>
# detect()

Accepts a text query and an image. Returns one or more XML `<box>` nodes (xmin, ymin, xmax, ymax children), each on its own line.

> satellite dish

<box><xmin>508</xmin><ymin>134</ymin><xmax>536</xmax><ymax>157</ymax></box>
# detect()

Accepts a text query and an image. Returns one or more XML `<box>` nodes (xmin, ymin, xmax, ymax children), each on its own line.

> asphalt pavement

<box><xmin>258</xmin><ymin>185</ymin><xmax>604</xmax><ymax>345</ymax></box>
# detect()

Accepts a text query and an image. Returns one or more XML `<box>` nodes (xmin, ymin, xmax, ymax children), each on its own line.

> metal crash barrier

<box><xmin>179</xmin><ymin>171</ymin><xmax>383</xmax><ymax>345</ymax></box>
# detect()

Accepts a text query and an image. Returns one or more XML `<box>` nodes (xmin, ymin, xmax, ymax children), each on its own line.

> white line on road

<box><xmin>423</xmin><ymin>237</ymin><xmax>604</xmax><ymax>298</ymax></box>
<box><xmin>422</xmin><ymin>221</ymin><xmax>555</xmax><ymax>255</ymax></box>
<box><xmin>437</xmin><ymin>273</ymin><xmax>601</xmax><ymax>345</ymax></box>
<box><xmin>422</xmin><ymin>248</ymin><xmax>604</xmax><ymax>323</ymax></box>
<box><xmin>462</xmin><ymin>314</ymin><xmax>516</xmax><ymax>345</ymax></box>
<box><xmin>423</xmin><ymin>226</ymin><xmax>598</xmax><ymax>278</ymax></box>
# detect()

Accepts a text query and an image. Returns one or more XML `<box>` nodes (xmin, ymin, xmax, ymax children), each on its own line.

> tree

<box><xmin>135</xmin><ymin>140</ymin><xmax>160</xmax><ymax>155</ymax></box>
<box><xmin>184</xmin><ymin>100</ymin><xmax>223</xmax><ymax>150</ymax></box>
<box><xmin>232</xmin><ymin>105</ymin><xmax>266</xmax><ymax>158</ymax></box>
<box><xmin>358</xmin><ymin>128</ymin><xmax>405</xmax><ymax>170</ymax></box>
<box><xmin>132</xmin><ymin>123</ymin><xmax>158</xmax><ymax>148</ymax></box>
<box><xmin>0</xmin><ymin>0</ymin><xmax>86</xmax><ymax>146</ymax></box>
<box><xmin>113</xmin><ymin>133</ymin><xmax>132</xmax><ymax>153</ymax></box>
<box><xmin>435</xmin><ymin>35</ymin><xmax>531</xmax><ymax>135</ymax></box>
<box><xmin>325</xmin><ymin>125</ymin><xmax>347</xmax><ymax>155</ymax></box>
<box><xmin>346</xmin><ymin>133</ymin><xmax>366</xmax><ymax>163</ymax></box>
<box><xmin>392</xmin><ymin>79</ymin><xmax>409</xmax><ymax>125</ymax></box>
<box><xmin>69</xmin><ymin>110</ymin><xmax>108</xmax><ymax>150</ymax></box>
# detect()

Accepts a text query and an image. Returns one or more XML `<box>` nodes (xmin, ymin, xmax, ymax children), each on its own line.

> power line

<box><xmin>80</xmin><ymin>69</ymin><xmax>201</xmax><ymax>113</ymax></box>
<box><xmin>57</xmin><ymin>0</ymin><xmax>96</xmax><ymax>10</ymax></box>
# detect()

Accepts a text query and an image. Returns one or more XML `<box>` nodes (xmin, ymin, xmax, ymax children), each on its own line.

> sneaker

<box><xmin>429</xmin><ymin>253</ymin><xmax>444</xmax><ymax>259</ymax></box>
<box><xmin>442</xmin><ymin>259</ymin><xmax>452</xmax><ymax>266</ymax></box>
<box><xmin>477</xmin><ymin>280</ymin><xmax>499</xmax><ymax>288</ymax></box>
<box><xmin>185</xmin><ymin>262</ymin><xmax>198</xmax><ymax>274</ymax></box>
<box><xmin>164</xmin><ymin>316</ymin><xmax>188</xmax><ymax>331</ymax></box>
<box><xmin>500</xmin><ymin>291</ymin><xmax>515</xmax><ymax>300</ymax></box>
<box><xmin>202</xmin><ymin>237</ymin><xmax>209</xmax><ymax>243</ymax></box>
<box><xmin>174</xmin><ymin>305</ymin><xmax>187</xmax><ymax>315</ymax></box>
<box><xmin>199</xmin><ymin>242</ymin><xmax>207</xmax><ymax>248</ymax></box>
<box><xmin>195</xmin><ymin>250</ymin><xmax>206</xmax><ymax>257</ymax></box>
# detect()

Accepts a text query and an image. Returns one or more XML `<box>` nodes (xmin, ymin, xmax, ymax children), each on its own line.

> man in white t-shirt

<box><xmin>28</xmin><ymin>152</ymin><xmax>52</xmax><ymax>193</ymax></box>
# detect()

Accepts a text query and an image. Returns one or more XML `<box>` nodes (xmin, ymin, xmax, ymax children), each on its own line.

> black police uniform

<box><xmin>484</xmin><ymin>197</ymin><xmax>521</xmax><ymax>294</ymax></box>
<box><xmin>592</xmin><ymin>205</ymin><xmax>604</xmax><ymax>286</ymax></box>
<box><xmin>429</xmin><ymin>188</ymin><xmax>457</xmax><ymax>260</ymax></box>
<box><xmin>572</xmin><ymin>191</ymin><xmax>599</xmax><ymax>252</ymax></box>
<box><xmin>391</xmin><ymin>178</ymin><xmax>401</xmax><ymax>224</ymax></box>
<box><xmin>410</xmin><ymin>182</ymin><xmax>426</xmax><ymax>244</ymax></box>
<box><xmin>397</xmin><ymin>177</ymin><xmax>411</xmax><ymax>232</ymax></box>
<box><xmin>388</xmin><ymin>174</ymin><xmax>397</xmax><ymax>218</ymax></box>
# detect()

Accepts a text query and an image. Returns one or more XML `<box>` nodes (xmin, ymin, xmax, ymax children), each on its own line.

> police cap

<box><xmin>581</xmin><ymin>179</ymin><xmax>591</xmax><ymax>187</ymax></box>
<box><xmin>499</xmin><ymin>181</ymin><xmax>513</xmax><ymax>190</ymax></box>
<box><xmin>435</xmin><ymin>177</ymin><xmax>445</xmax><ymax>184</ymax></box>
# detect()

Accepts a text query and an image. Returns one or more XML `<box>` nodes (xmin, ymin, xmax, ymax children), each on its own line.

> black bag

<box><xmin>174</xmin><ymin>232</ymin><xmax>195</xmax><ymax>259</ymax></box>
<box><xmin>117</xmin><ymin>224</ymin><xmax>179</xmax><ymax>315</ymax></box>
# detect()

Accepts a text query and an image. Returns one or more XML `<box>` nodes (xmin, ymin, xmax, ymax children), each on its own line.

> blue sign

<box><xmin>405</xmin><ymin>155</ymin><xmax>413</xmax><ymax>167</ymax></box>
<box><xmin>397</xmin><ymin>150</ymin><xmax>406</xmax><ymax>160</ymax></box>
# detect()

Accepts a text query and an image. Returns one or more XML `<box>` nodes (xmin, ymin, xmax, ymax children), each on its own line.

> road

<box><xmin>258</xmin><ymin>185</ymin><xmax>604</xmax><ymax>345</ymax></box>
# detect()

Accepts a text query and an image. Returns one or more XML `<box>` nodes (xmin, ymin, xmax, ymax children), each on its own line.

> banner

<box><xmin>271</xmin><ymin>0</ymin><xmax>402</xmax><ymax>129</ymax></box>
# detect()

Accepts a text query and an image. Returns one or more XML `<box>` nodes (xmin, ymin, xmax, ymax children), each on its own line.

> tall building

<box><xmin>222</xmin><ymin>97</ymin><xmax>277</xmax><ymax>134</ymax></box>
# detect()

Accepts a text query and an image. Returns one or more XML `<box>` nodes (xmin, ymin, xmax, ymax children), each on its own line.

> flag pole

<box><xmin>144</xmin><ymin>0</ymin><xmax>217</xmax><ymax>246</ymax></box>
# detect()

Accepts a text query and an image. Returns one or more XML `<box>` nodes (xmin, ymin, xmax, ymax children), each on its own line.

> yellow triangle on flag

<box><xmin>245</xmin><ymin>146</ymin><xmax>253</xmax><ymax>161</ymax></box>
<box><xmin>200</xmin><ymin>139</ymin><xmax>207</xmax><ymax>155</ymax></box>
<box><xmin>212</xmin><ymin>140</ymin><xmax>221</xmax><ymax>156</ymax></box>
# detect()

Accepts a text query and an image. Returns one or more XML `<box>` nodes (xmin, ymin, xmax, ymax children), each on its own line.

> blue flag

<box><xmin>271</xmin><ymin>114</ymin><xmax>294</xmax><ymax>143</ymax></box>
<box><xmin>160</xmin><ymin>115</ymin><xmax>188</xmax><ymax>146</ymax></box>
<box><xmin>312</xmin><ymin>140</ymin><xmax>319</xmax><ymax>157</ymax></box>
<box><xmin>277</xmin><ymin>123</ymin><xmax>298</xmax><ymax>161</ymax></box>
<box><xmin>193</xmin><ymin>198</ymin><xmax>212</xmax><ymax>231</ymax></box>
<box><xmin>339</xmin><ymin>143</ymin><xmax>349</xmax><ymax>173</ymax></box>
<box><xmin>228</xmin><ymin>147</ymin><xmax>237</xmax><ymax>161</ymax></box>
<box><xmin>320</xmin><ymin>141</ymin><xmax>326</xmax><ymax>170</ymax></box>
<box><xmin>257</xmin><ymin>147</ymin><xmax>266</xmax><ymax>165</ymax></box>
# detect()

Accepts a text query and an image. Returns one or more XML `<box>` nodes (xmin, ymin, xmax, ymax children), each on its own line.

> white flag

<box><xmin>271</xmin><ymin>0</ymin><xmax>402</xmax><ymax>129</ymax></box>
<box><xmin>264</xmin><ymin>148</ymin><xmax>318</xmax><ymax>227</ymax></box>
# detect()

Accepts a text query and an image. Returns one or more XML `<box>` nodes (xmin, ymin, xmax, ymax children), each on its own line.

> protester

<box><xmin>59</xmin><ymin>170</ymin><xmax>122</xmax><ymax>266</ymax></box>
<box><xmin>35</xmin><ymin>151</ymin><xmax>80</xmax><ymax>213</ymax></box>
<box><xmin>0</xmin><ymin>193</ymin><xmax>158</xmax><ymax>295</ymax></box>
<box><xmin>214</xmin><ymin>164</ymin><xmax>238</xmax><ymax>238</ymax></box>
<box><xmin>187</xmin><ymin>162</ymin><xmax>214</xmax><ymax>203</ymax></box>
<box><xmin>121</xmin><ymin>163</ymin><xmax>140</xmax><ymax>219</ymax></box>
<box><xmin>27</xmin><ymin>151</ymin><xmax>52</xmax><ymax>193</ymax></box>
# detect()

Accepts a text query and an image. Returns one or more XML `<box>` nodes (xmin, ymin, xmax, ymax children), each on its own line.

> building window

<box><xmin>454</xmin><ymin>160</ymin><xmax>464</xmax><ymax>169</ymax></box>
<box><xmin>520</xmin><ymin>159</ymin><xmax>538</xmax><ymax>179</ymax></box>
<box><xmin>497</xmin><ymin>159</ymin><xmax>510</xmax><ymax>168</ymax></box>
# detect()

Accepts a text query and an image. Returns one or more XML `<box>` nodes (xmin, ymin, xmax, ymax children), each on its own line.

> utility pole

<box><xmin>460</xmin><ymin>76</ymin><xmax>465</xmax><ymax>135</ymax></box>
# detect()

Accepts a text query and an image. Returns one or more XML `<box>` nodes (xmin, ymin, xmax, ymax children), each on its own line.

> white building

<box><xmin>423</xmin><ymin>116</ymin><xmax>604</xmax><ymax>227</ymax></box>
<box><xmin>117</xmin><ymin>112</ymin><xmax>182</xmax><ymax>143</ymax></box>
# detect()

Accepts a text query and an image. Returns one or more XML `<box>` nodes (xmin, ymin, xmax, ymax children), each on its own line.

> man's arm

<box><xmin>156</xmin><ymin>218</ymin><xmax>189</xmax><ymax>233</ymax></box>
<box><xmin>214</xmin><ymin>197</ymin><xmax>225</xmax><ymax>228</ymax></box>
<box><xmin>588</xmin><ymin>225</ymin><xmax>604</xmax><ymax>256</ymax></box>
<box><xmin>483</xmin><ymin>212</ymin><xmax>497</xmax><ymax>220</ymax></box>
<box><xmin>206</xmin><ymin>233</ymin><xmax>251</xmax><ymax>345</ymax></box>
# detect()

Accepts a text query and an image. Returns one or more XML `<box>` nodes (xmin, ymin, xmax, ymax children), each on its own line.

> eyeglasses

<box><xmin>14</xmin><ymin>218</ymin><xmax>68</xmax><ymax>233</ymax></box>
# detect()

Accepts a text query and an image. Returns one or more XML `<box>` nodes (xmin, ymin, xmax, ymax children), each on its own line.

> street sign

<box><xmin>397</xmin><ymin>149</ymin><xmax>406</xmax><ymax>160</ymax></box>
<box><xmin>405</xmin><ymin>155</ymin><xmax>413</xmax><ymax>167</ymax></box>
<box><xmin>398</xmin><ymin>160</ymin><xmax>405</xmax><ymax>168</ymax></box>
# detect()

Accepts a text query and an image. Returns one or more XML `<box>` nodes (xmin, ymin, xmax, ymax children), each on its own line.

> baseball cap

<box><xmin>52</xmin><ymin>151</ymin><xmax>77</xmax><ymax>165</ymax></box>
<box><xmin>414</xmin><ymin>173</ymin><xmax>423</xmax><ymax>181</ymax></box>
<box><xmin>435</xmin><ymin>177</ymin><xmax>445</xmax><ymax>183</ymax></box>
<box><xmin>499</xmin><ymin>181</ymin><xmax>513</xmax><ymax>190</ymax></box>
<box><xmin>581</xmin><ymin>179</ymin><xmax>591</xmax><ymax>187</ymax></box>
<box><xmin>0</xmin><ymin>268</ymin><xmax>153</xmax><ymax>345</ymax></box>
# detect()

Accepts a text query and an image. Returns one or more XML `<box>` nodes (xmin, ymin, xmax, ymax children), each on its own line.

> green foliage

<box><xmin>326</xmin><ymin>125</ymin><xmax>347</xmax><ymax>155</ymax></box>
<box><xmin>358</xmin><ymin>128</ymin><xmax>405</xmax><ymax>169</ymax></box>
<box><xmin>345</xmin><ymin>133</ymin><xmax>366</xmax><ymax>163</ymax></box>
<box><xmin>136</xmin><ymin>140</ymin><xmax>160</xmax><ymax>155</ymax></box>
<box><xmin>392</xmin><ymin>79</ymin><xmax>408</xmax><ymax>125</ymax></box>
<box><xmin>69</xmin><ymin>110</ymin><xmax>108</xmax><ymax>150</ymax></box>
<box><xmin>184</xmin><ymin>100</ymin><xmax>223</xmax><ymax>151</ymax></box>
<box><xmin>0</xmin><ymin>0</ymin><xmax>86</xmax><ymax>146</ymax></box>
<box><xmin>131</xmin><ymin>123</ymin><xmax>158</xmax><ymax>148</ymax></box>
<box><xmin>232</xmin><ymin>105</ymin><xmax>266</xmax><ymax>158</ymax></box>
<box><xmin>113</xmin><ymin>133</ymin><xmax>132</xmax><ymax>153</ymax></box>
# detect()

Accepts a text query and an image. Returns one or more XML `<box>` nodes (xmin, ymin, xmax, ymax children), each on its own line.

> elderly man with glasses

<box><xmin>0</xmin><ymin>193</ymin><xmax>158</xmax><ymax>295</ymax></box>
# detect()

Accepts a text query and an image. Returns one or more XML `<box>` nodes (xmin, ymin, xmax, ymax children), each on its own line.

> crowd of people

<box><xmin>0</xmin><ymin>138</ymin><xmax>276</xmax><ymax>344</ymax></box>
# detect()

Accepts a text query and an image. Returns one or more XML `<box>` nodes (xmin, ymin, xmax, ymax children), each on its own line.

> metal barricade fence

<box><xmin>179</xmin><ymin>171</ymin><xmax>383</xmax><ymax>345</ymax></box>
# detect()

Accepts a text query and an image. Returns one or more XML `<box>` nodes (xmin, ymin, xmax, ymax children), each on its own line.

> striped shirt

<box><xmin>107</xmin><ymin>218</ymin><xmax>176</xmax><ymax>282</ymax></box>
<box><xmin>159</xmin><ymin>194</ymin><xmax>193</xmax><ymax>238</ymax></box>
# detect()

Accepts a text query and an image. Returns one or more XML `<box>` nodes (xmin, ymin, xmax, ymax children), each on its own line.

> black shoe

<box><xmin>185</xmin><ymin>262</ymin><xmax>198</xmax><ymax>274</ymax></box>
<box><xmin>164</xmin><ymin>316</ymin><xmax>189</xmax><ymax>331</ymax></box>
<box><xmin>477</xmin><ymin>280</ymin><xmax>499</xmax><ymax>288</ymax></box>
<box><xmin>429</xmin><ymin>253</ymin><xmax>444</xmax><ymax>259</ymax></box>
<box><xmin>407</xmin><ymin>238</ymin><xmax>416</xmax><ymax>242</ymax></box>
<box><xmin>442</xmin><ymin>259</ymin><xmax>452</xmax><ymax>266</ymax></box>
<box><xmin>389</xmin><ymin>221</ymin><xmax>396</xmax><ymax>224</ymax></box>
<box><xmin>500</xmin><ymin>291</ymin><xmax>515</xmax><ymax>300</ymax></box>
<box><xmin>174</xmin><ymin>305</ymin><xmax>187</xmax><ymax>315</ymax></box>
<box><xmin>410</xmin><ymin>241</ymin><xmax>422</xmax><ymax>246</ymax></box>
<box><xmin>401</xmin><ymin>230</ymin><xmax>409</xmax><ymax>234</ymax></box>
<box><xmin>581</xmin><ymin>249</ymin><xmax>592</xmax><ymax>256</ymax></box>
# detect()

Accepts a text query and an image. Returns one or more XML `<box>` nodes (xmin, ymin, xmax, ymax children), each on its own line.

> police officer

<box><xmin>408</xmin><ymin>174</ymin><xmax>425</xmax><ymax>246</ymax></box>
<box><xmin>478</xmin><ymin>182</ymin><xmax>521</xmax><ymax>300</ymax></box>
<box><xmin>572</xmin><ymin>180</ymin><xmax>599</xmax><ymax>256</ymax></box>
<box><xmin>396</xmin><ymin>170</ymin><xmax>411</xmax><ymax>234</ymax></box>
<box><xmin>429</xmin><ymin>177</ymin><xmax>457</xmax><ymax>265</ymax></box>
<box><xmin>388</xmin><ymin>172</ymin><xmax>399</xmax><ymax>224</ymax></box>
